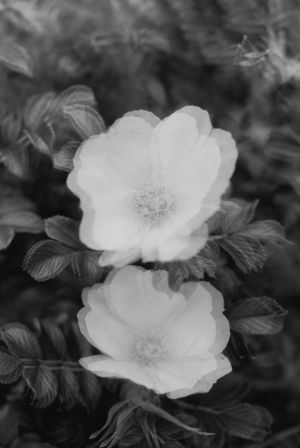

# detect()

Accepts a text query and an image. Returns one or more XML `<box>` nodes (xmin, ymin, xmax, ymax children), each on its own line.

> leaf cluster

<box><xmin>0</xmin><ymin>321</ymin><xmax>101</xmax><ymax>410</ymax></box>
<box><xmin>23</xmin><ymin>215</ymin><xmax>104</xmax><ymax>286</ymax></box>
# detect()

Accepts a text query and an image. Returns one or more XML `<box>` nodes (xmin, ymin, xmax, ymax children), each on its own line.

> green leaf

<box><xmin>218</xmin><ymin>235</ymin><xmax>266</xmax><ymax>273</ymax></box>
<box><xmin>24</xmin><ymin>92</ymin><xmax>58</xmax><ymax>130</ymax></box>
<box><xmin>58</xmin><ymin>85</ymin><xmax>97</xmax><ymax>107</ymax></box>
<box><xmin>25</xmin><ymin>120</ymin><xmax>55</xmax><ymax>155</ymax></box>
<box><xmin>0</xmin><ymin>352</ymin><xmax>22</xmax><ymax>383</ymax></box>
<box><xmin>220</xmin><ymin>403</ymin><xmax>273</xmax><ymax>441</ymax></box>
<box><xmin>40</xmin><ymin>320</ymin><xmax>67</xmax><ymax>360</ymax></box>
<box><xmin>210</xmin><ymin>200</ymin><xmax>289</xmax><ymax>273</ymax></box>
<box><xmin>0</xmin><ymin>188</ymin><xmax>43</xmax><ymax>250</ymax></box>
<box><xmin>1</xmin><ymin>327</ymin><xmax>42</xmax><ymax>359</ymax></box>
<box><xmin>23</xmin><ymin>233</ymin><xmax>103</xmax><ymax>284</ymax></box>
<box><xmin>23</xmin><ymin>365</ymin><xmax>58</xmax><ymax>408</ymax></box>
<box><xmin>229</xmin><ymin>297</ymin><xmax>287</xmax><ymax>334</ymax></box>
<box><xmin>63</xmin><ymin>104</ymin><xmax>106</xmax><ymax>139</ymax></box>
<box><xmin>58</xmin><ymin>367</ymin><xmax>82</xmax><ymax>409</ymax></box>
<box><xmin>71</xmin><ymin>250</ymin><xmax>104</xmax><ymax>286</ymax></box>
<box><xmin>0</xmin><ymin>43</ymin><xmax>33</xmax><ymax>76</ymax></box>
<box><xmin>23</xmin><ymin>240</ymin><xmax>75</xmax><ymax>281</ymax></box>
<box><xmin>156</xmin><ymin>241</ymin><xmax>219</xmax><ymax>290</ymax></box>
<box><xmin>44</xmin><ymin>216</ymin><xmax>84</xmax><ymax>249</ymax></box>
<box><xmin>53</xmin><ymin>141</ymin><xmax>80</xmax><ymax>172</ymax></box>
<box><xmin>0</xmin><ymin>143</ymin><xmax>31</xmax><ymax>179</ymax></box>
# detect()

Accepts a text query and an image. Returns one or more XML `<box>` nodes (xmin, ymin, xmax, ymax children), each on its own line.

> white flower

<box><xmin>77</xmin><ymin>265</ymin><xmax>231</xmax><ymax>397</ymax></box>
<box><xmin>67</xmin><ymin>106</ymin><xmax>237</xmax><ymax>267</ymax></box>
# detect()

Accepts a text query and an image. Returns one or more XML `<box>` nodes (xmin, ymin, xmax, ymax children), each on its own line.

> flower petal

<box><xmin>151</xmin><ymin>111</ymin><xmax>199</xmax><ymax>176</ymax></box>
<box><xmin>105</xmin><ymin>266</ymin><xmax>186</xmax><ymax>330</ymax></box>
<box><xmin>150</xmin><ymin>355</ymin><xmax>219</xmax><ymax>394</ymax></box>
<box><xmin>78</xmin><ymin>285</ymin><xmax>134</xmax><ymax>360</ymax></box>
<box><xmin>189</xmin><ymin>129</ymin><xmax>238</xmax><ymax>227</ymax></box>
<box><xmin>163</xmin><ymin>281</ymin><xmax>228</xmax><ymax>357</ymax></box>
<box><xmin>167</xmin><ymin>354</ymin><xmax>232</xmax><ymax>398</ymax></box>
<box><xmin>79</xmin><ymin>354</ymin><xmax>159</xmax><ymax>388</ymax></box>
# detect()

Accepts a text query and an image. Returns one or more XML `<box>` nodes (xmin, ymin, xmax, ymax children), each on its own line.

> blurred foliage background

<box><xmin>0</xmin><ymin>0</ymin><xmax>300</xmax><ymax>447</ymax></box>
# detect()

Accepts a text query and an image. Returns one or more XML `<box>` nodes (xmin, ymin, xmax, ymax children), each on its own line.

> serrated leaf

<box><xmin>0</xmin><ymin>143</ymin><xmax>31</xmax><ymax>179</ymax></box>
<box><xmin>219</xmin><ymin>235</ymin><xmax>265</xmax><ymax>273</ymax></box>
<box><xmin>58</xmin><ymin>85</ymin><xmax>97</xmax><ymax>107</ymax></box>
<box><xmin>210</xmin><ymin>200</ymin><xmax>288</xmax><ymax>273</ymax></box>
<box><xmin>0</xmin><ymin>352</ymin><xmax>22</xmax><ymax>381</ymax></box>
<box><xmin>23</xmin><ymin>235</ymin><xmax>103</xmax><ymax>284</ymax></box>
<box><xmin>53</xmin><ymin>141</ymin><xmax>80</xmax><ymax>172</ymax></box>
<box><xmin>63</xmin><ymin>104</ymin><xmax>106</xmax><ymax>139</ymax></box>
<box><xmin>44</xmin><ymin>216</ymin><xmax>83</xmax><ymax>248</ymax></box>
<box><xmin>40</xmin><ymin>320</ymin><xmax>67</xmax><ymax>359</ymax></box>
<box><xmin>158</xmin><ymin>241</ymin><xmax>218</xmax><ymax>290</ymax></box>
<box><xmin>1</xmin><ymin>327</ymin><xmax>42</xmax><ymax>359</ymax></box>
<box><xmin>23</xmin><ymin>365</ymin><xmax>58</xmax><ymax>407</ymax></box>
<box><xmin>0</xmin><ymin>189</ymin><xmax>42</xmax><ymax>249</ymax></box>
<box><xmin>71</xmin><ymin>250</ymin><xmax>104</xmax><ymax>286</ymax></box>
<box><xmin>0</xmin><ymin>43</ymin><xmax>33</xmax><ymax>76</ymax></box>
<box><xmin>245</xmin><ymin>220</ymin><xmax>288</xmax><ymax>247</ymax></box>
<box><xmin>229</xmin><ymin>297</ymin><xmax>287</xmax><ymax>334</ymax></box>
<box><xmin>58</xmin><ymin>367</ymin><xmax>82</xmax><ymax>409</ymax></box>
<box><xmin>23</xmin><ymin>240</ymin><xmax>74</xmax><ymax>281</ymax></box>
<box><xmin>32</xmin><ymin>119</ymin><xmax>56</xmax><ymax>154</ymax></box>
<box><xmin>24</xmin><ymin>92</ymin><xmax>58</xmax><ymax>130</ymax></box>
<box><xmin>80</xmin><ymin>370</ymin><xmax>102</xmax><ymax>411</ymax></box>
<box><xmin>25</xmin><ymin>130</ymin><xmax>51</xmax><ymax>155</ymax></box>
<box><xmin>220</xmin><ymin>403</ymin><xmax>272</xmax><ymax>441</ymax></box>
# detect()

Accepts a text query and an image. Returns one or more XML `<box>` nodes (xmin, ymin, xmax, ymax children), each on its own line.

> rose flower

<box><xmin>78</xmin><ymin>266</ymin><xmax>231</xmax><ymax>398</ymax></box>
<box><xmin>67</xmin><ymin>106</ymin><xmax>237</xmax><ymax>267</ymax></box>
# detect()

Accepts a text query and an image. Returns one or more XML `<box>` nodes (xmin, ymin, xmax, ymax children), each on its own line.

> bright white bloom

<box><xmin>77</xmin><ymin>266</ymin><xmax>231</xmax><ymax>398</ymax></box>
<box><xmin>67</xmin><ymin>106</ymin><xmax>237</xmax><ymax>267</ymax></box>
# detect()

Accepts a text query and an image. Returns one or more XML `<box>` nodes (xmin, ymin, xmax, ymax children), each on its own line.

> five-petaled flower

<box><xmin>77</xmin><ymin>266</ymin><xmax>231</xmax><ymax>398</ymax></box>
<box><xmin>67</xmin><ymin>106</ymin><xmax>237</xmax><ymax>267</ymax></box>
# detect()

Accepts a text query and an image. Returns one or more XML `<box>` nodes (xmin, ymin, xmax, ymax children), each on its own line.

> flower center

<box><xmin>132</xmin><ymin>184</ymin><xmax>176</xmax><ymax>226</ymax></box>
<box><xmin>131</xmin><ymin>333</ymin><xmax>167</xmax><ymax>367</ymax></box>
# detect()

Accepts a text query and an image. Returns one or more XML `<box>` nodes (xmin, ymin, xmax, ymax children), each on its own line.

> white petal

<box><xmin>79</xmin><ymin>355</ymin><xmax>160</xmax><ymax>389</ymax></box>
<box><xmin>167</xmin><ymin>354</ymin><xmax>232</xmax><ymax>398</ymax></box>
<box><xmin>178</xmin><ymin>106</ymin><xmax>212</xmax><ymax>135</ymax></box>
<box><xmin>163</xmin><ymin>282</ymin><xmax>229</xmax><ymax>357</ymax></box>
<box><xmin>150</xmin><ymin>107</ymin><xmax>212</xmax><ymax>177</ymax></box>
<box><xmin>81</xmin><ymin>196</ymin><xmax>143</xmax><ymax>250</ymax></box>
<box><xmin>78</xmin><ymin>285</ymin><xmax>134</xmax><ymax>360</ymax></box>
<box><xmin>162</xmin><ymin>282</ymin><xmax>215</xmax><ymax>357</ymax></box>
<box><xmin>105</xmin><ymin>266</ymin><xmax>186</xmax><ymax>330</ymax></box>
<box><xmin>99</xmin><ymin>247</ymin><xmax>142</xmax><ymax>267</ymax></box>
<box><xmin>150</xmin><ymin>355</ymin><xmax>219</xmax><ymax>394</ymax></box>
<box><xmin>202</xmin><ymin>283</ymin><xmax>231</xmax><ymax>355</ymax></box>
<box><xmin>123</xmin><ymin>110</ymin><xmax>160</xmax><ymax>127</ymax></box>
<box><xmin>191</xmin><ymin>129</ymin><xmax>238</xmax><ymax>226</ymax></box>
<box><xmin>151</xmin><ymin>111</ymin><xmax>199</xmax><ymax>176</ymax></box>
<box><xmin>72</xmin><ymin>116</ymin><xmax>154</xmax><ymax>189</ymax></box>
